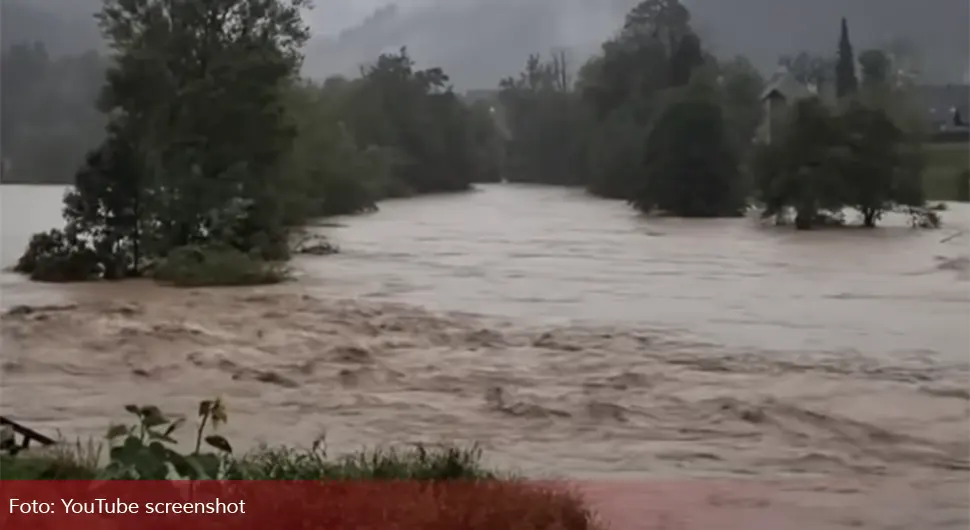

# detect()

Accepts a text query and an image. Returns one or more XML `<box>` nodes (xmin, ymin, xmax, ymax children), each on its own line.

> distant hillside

<box><xmin>304</xmin><ymin>0</ymin><xmax>969</xmax><ymax>89</ymax></box>
<box><xmin>1</xmin><ymin>1</ymin><xmax>102</xmax><ymax>55</ymax></box>
<box><xmin>4</xmin><ymin>0</ymin><xmax>966</xmax><ymax>88</ymax></box>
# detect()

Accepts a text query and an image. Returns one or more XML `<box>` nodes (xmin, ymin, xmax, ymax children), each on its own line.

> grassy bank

<box><xmin>0</xmin><ymin>401</ymin><xmax>604</xmax><ymax>529</ymax></box>
<box><xmin>923</xmin><ymin>141</ymin><xmax>970</xmax><ymax>202</ymax></box>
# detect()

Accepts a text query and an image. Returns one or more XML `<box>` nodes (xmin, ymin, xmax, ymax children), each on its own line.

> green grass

<box><xmin>0</xmin><ymin>443</ymin><xmax>495</xmax><ymax>481</ymax></box>
<box><xmin>923</xmin><ymin>141</ymin><xmax>969</xmax><ymax>202</ymax></box>
<box><xmin>1</xmin><ymin>443</ymin><xmax>603</xmax><ymax>529</ymax></box>
<box><xmin>152</xmin><ymin>245</ymin><xmax>290</xmax><ymax>287</ymax></box>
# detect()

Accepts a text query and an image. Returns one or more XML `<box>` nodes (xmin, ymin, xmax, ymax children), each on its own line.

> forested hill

<box><xmin>1</xmin><ymin>0</ymin><xmax>966</xmax><ymax>187</ymax></box>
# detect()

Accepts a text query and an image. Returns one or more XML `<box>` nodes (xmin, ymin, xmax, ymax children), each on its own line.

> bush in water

<box><xmin>152</xmin><ymin>245</ymin><xmax>290</xmax><ymax>288</ymax></box>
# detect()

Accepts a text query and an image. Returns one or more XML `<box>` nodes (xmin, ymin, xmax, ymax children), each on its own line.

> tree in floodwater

<box><xmin>338</xmin><ymin>47</ymin><xmax>490</xmax><ymax>195</ymax></box>
<box><xmin>751</xmin><ymin>97</ymin><xmax>929</xmax><ymax>229</ymax></box>
<box><xmin>16</xmin><ymin>0</ymin><xmax>312</xmax><ymax>282</ymax></box>
<box><xmin>632</xmin><ymin>83</ymin><xmax>746</xmax><ymax>217</ymax></box>
<box><xmin>752</xmin><ymin>98</ymin><xmax>848</xmax><ymax>229</ymax></box>
<box><xmin>836</xmin><ymin>101</ymin><xmax>925</xmax><ymax>227</ymax></box>
<box><xmin>498</xmin><ymin>51</ymin><xmax>588</xmax><ymax>185</ymax></box>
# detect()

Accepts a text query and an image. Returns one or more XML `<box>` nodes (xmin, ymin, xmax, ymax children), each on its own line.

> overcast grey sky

<box><xmin>8</xmin><ymin>0</ymin><xmax>969</xmax><ymax>89</ymax></box>
<box><xmin>302</xmin><ymin>0</ymin><xmax>969</xmax><ymax>88</ymax></box>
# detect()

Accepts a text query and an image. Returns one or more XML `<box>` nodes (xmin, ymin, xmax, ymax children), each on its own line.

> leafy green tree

<box><xmin>669</xmin><ymin>33</ymin><xmax>704</xmax><ymax>87</ymax></box>
<box><xmin>341</xmin><ymin>48</ymin><xmax>482</xmax><ymax>196</ymax></box>
<box><xmin>633</xmin><ymin>84</ymin><xmax>745</xmax><ymax>217</ymax></box>
<box><xmin>464</xmin><ymin>100</ymin><xmax>506</xmax><ymax>183</ymax></box>
<box><xmin>858</xmin><ymin>49</ymin><xmax>891</xmax><ymax>90</ymax></box>
<box><xmin>837</xmin><ymin>102</ymin><xmax>924</xmax><ymax>226</ymax></box>
<box><xmin>496</xmin><ymin>0</ymin><xmax>763</xmax><ymax>208</ymax></box>
<box><xmin>752</xmin><ymin>98</ymin><xmax>847</xmax><ymax>229</ymax></box>
<box><xmin>94</xmin><ymin>0</ymin><xmax>312</xmax><ymax>261</ymax></box>
<box><xmin>715</xmin><ymin>56</ymin><xmax>765</xmax><ymax>151</ymax></box>
<box><xmin>276</xmin><ymin>79</ymin><xmax>392</xmax><ymax>220</ymax></box>
<box><xmin>498</xmin><ymin>52</ymin><xmax>587</xmax><ymax>185</ymax></box>
<box><xmin>17</xmin><ymin>0</ymin><xmax>313</xmax><ymax>282</ymax></box>
<box><xmin>836</xmin><ymin>17</ymin><xmax>859</xmax><ymax>98</ymax></box>
<box><xmin>753</xmin><ymin>96</ymin><xmax>928</xmax><ymax>229</ymax></box>
<box><xmin>580</xmin><ymin>0</ymin><xmax>701</xmax><ymax>198</ymax></box>
<box><xmin>581</xmin><ymin>103</ymin><xmax>647</xmax><ymax>199</ymax></box>
<box><xmin>61</xmin><ymin>121</ymin><xmax>147</xmax><ymax>278</ymax></box>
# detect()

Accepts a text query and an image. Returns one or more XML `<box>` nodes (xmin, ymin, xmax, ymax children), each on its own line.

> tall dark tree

<box><xmin>858</xmin><ymin>49</ymin><xmax>891</xmax><ymax>89</ymax></box>
<box><xmin>752</xmin><ymin>98</ymin><xmax>847</xmax><ymax>229</ymax></box>
<box><xmin>838</xmin><ymin>102</ymin><xmax>915</xmax><ymax>227</ymax></box>
<box><xmin>633</xmin><ymin>90</ymin><xmax>745</xmax><ymax>217</ymax></box>
<box><xmin>669</xmin><ymin>33</ymin><xmax>704</xmax><ymax>87</ymax></box>
<box><xmin>835</xmin><ymin>17</ymin><xmax>859</xmax><ymax>98</ymax></box>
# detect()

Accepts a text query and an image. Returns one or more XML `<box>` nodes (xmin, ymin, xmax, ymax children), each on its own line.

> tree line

<box><xmin>11</xmin><ymin>0</ymin><xmax>947</xmax><ymax>285</ymax></box>
<box><xmin>497</xmin><ymin>3</ymin><xmax>943</xmax><ymax>228</ymax></box>
<box><xmin>13</xmin><ymin>0</ymin><xmax>504</xmax><ymax>285</ymax></box>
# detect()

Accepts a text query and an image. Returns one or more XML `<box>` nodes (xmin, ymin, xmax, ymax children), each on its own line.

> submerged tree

<box><xmin>18</xmin><ymin>0</ymin><xmax>313</xmax><ymax>282</ymax></box>
<box><xmin>341</xmin><ymin>47</ymin><xmax>485</xmax><ymax>195</ymax></box>
<box><xmin>752</xmin><ymin>98</ymin><xmax>847</xmax><ymax>229</ymax></box>
<box><xmin>837</xmin><ymin>102</ymin><xmax>923</xmax><ymax>227</ymax></box>
<box><xmin>633</xmin><ymin>84</ymin><xmax>745</xmax><ymax>217</ymax></box>
<box><xmin>753</xmin><ymin>97</ymin><xmax>929</xmax><ymax>230</ymax></box>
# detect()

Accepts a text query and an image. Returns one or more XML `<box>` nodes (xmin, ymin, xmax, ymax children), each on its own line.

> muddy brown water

<box><xmin>2</xmin><ymin>184</ymin><xmax>969</xmax><ymax>528</ymax></box>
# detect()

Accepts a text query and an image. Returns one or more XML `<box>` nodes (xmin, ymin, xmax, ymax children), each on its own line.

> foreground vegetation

<box><xmin>1</xmin><ymin>400</ymin><xmax>602</xmax><ymax>529</ymax></box>
<box><xmin>9</xmin><ymin>0</ymin><xmax>959</xmax><ymax>286</ymax></box>
<box><xmin>2</xmin><ymin>400</ymin><xmax>498</xmax><ymax>481</ymax></box>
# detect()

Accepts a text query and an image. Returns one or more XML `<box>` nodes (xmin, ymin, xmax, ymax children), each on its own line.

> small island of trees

<box><xmin>8</xmin><ymin>0</ymin><xmax>963</xmax><ymax>286</ymax></box>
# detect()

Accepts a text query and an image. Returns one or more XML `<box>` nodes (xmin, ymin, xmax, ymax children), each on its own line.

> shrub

<box><xmin>237</xmin><ymin>444</ymin><xmax>495</xmax><ymax>481</ymax></box>
<box><xmin>152</xmin><ymin>245</ymin><xmax>289</xmax><ymax>287</ymax></box>
<box><xmin>0</xmin><ymin>401</ymin><xmax>606</xmax><ymax>530</ymax></box>
<box><xmin>13</xmin><ymin>229</ymin><xmax>101</xmax><ymax>282</ymax></box>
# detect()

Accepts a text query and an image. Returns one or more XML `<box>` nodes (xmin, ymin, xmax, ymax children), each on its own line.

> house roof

<box><xmin>760</xmin><ymin>71</ymin><xmax>814</xmax><ymax>102</ymax></box>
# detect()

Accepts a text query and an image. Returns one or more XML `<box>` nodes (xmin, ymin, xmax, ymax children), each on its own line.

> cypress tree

<box><xmin>836</xmin><ymin>17</ymin><xmax>859</xmax><ymax>98</ymax></box>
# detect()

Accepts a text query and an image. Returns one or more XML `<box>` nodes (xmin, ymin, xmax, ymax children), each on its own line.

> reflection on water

<box><xmin>3</xmin><ymin>183</ymin><xmax>969</xmax><ymax>360</ymax></box>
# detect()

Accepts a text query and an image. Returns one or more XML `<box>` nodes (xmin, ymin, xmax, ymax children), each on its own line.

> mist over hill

<box><xmin>4</xmin><ymin>0</ymin><xmax>968</xmax><ymax>88</ymax></box>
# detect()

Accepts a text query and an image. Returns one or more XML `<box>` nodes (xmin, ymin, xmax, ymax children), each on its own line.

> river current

<box><xmin>2</xmin><ymin>183</ymin><xmax>968</xmax><ymax>528</ymax></box>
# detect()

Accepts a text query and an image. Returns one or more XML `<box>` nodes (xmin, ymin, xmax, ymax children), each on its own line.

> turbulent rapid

<box><xmin>2</xmin><ymin>183</ymin><xmax>969</xmax><ymax>528</ymax></box>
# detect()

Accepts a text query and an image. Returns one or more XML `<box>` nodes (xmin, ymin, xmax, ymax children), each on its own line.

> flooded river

<box><xmin>2</xmin><ymin>184</ymin><xmax>969</xmax><ymax>527</ymax></box>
